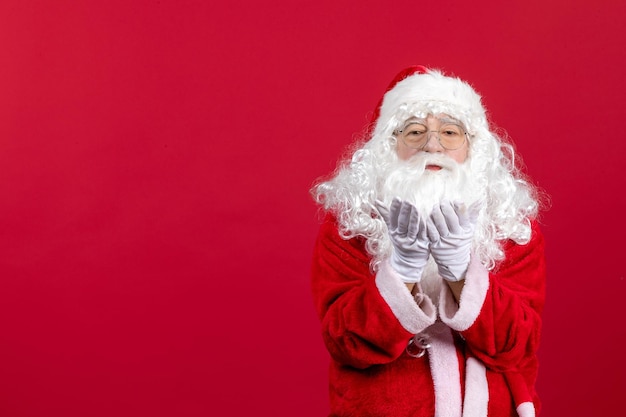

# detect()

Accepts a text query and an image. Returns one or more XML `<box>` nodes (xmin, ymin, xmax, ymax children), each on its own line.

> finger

<box><xmin>431</xmin><ymin>204</ymin><xmax>451</xmax><ymax>237</ymax></box>
<box><xmin>453</xmin><ymin>200</ymin><xmax>480</xmax><ymax>229</ymax></box>
<box><xmin>452</xmin><ymin>201</ymin><xmax>469</xmax><ymax>230</ymax></box>
<box><xmin>406</xmin><ymin>205</ymin><xmax>419</xmax><ymax>240</ymax></box>
<box><xmin>396</xmin><ymin>201</ymin><xmax>413</xmax><ymax>235</ymax></box>
<box><xmin>426</xmin><ymin>217</ymin><xmax>440</xmax><ymax>242</ymax></box>
<box><xmin>443</xmin><ymin>201</ymin><xmax>463</xmax><ymax>233</ymax></box>
<box><xmin>416</xmin><ymin>214</ymin><xmax>428</xmax><ymax>242</ymax></box>
<box><xmin>389</xmin><ymin>198</ymin><xmax>402</xmax><ymax>230</ymax></box>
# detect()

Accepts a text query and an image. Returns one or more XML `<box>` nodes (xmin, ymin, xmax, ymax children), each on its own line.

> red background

<box><xmin>0</xmin><ymin>1</ymin><xmax>624</xmax><ymax>416</ymax></box>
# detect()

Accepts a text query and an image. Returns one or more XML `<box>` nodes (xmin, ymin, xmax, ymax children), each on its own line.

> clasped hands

<box><xmin>376</xmin><ymin>198</ymin><xmax>479</xmax><ymax>284</ymax></box>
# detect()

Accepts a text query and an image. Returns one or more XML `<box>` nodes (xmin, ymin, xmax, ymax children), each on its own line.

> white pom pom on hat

<box><xmin>371</xmin><ymin>66</ymin><xmax>487</xmax><ymax>134</ymax></box>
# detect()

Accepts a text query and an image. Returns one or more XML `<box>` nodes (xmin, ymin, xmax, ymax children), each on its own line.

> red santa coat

<box><xmin>311</xmin><ymin>213</ymin><xmax>546</xmax><ymax>417</ymax></box>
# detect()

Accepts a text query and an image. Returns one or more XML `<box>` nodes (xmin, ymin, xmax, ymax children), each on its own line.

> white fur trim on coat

<box><xmin>427</xmin><ymin>322</ymin><xmax>462</xmax><ymax>417</ymax></box>
<box><xmin>439</xmin><ymin>255</ymin><xmax>490</xmax><ymax>331</ymax></box>
<box><xmin>516</xmin><ymin>402</ymin><xmax>535</xmax><ymax>417</ymax></box>
<box><xmin>462</xmin><ymin>356</ymin><xmax>489</xmax><ymax>417</ymax></box>
<box><xmin>376</xmin><ymin>260</ymin><xmax>437</xmax><ymax>334</ymax></box>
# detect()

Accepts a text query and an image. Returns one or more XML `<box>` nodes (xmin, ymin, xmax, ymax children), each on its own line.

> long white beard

<box><xmin>378</xmin><ymin>152</ymin><xmax>484</xmax><ymax>305</ymax></box>
<box><xmin>379</xmin><ymin>152</ymin><xmax>482</xmax><ymax>216</ymax></box>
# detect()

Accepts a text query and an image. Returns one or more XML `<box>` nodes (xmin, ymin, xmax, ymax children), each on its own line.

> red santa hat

<box><xmin>371</xmin><ymin>66</ymin><xmax>488</xmax><ymax>136</ymax></box>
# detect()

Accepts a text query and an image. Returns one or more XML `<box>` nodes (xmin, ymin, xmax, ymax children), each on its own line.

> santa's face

<box><xmin>395</xmin><ymin>114</ymin><xmax>469</xmax><ymax>164</ymax></box>
<box><xmin>379</xmin><ymin>113</ymin><xmax>479</xmax><ymax>217</ymax></box>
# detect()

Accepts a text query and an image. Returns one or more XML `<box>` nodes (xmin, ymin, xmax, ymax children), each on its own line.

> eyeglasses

<box><xmin>395</xmin><ymin>122</ymin><xmax>468</xmax><ymax>150</ymax></box>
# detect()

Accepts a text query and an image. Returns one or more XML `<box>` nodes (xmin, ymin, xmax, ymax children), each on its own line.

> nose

<box><xmin>421</xmin><ymin>131</ymin><xmax>444</xmax><ymax>152</ymax></box>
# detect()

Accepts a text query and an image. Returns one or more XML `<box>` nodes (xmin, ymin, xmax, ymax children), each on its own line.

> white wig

<box><xmin>313</xmin><ymin>67</ymin><xmax>542</xmax><ymax>271</ymax></box>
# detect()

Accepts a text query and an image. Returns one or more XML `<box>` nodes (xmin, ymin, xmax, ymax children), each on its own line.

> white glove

<box><xmin>376</xmin><ymin>199</ymin><xmax>430</xmax><ymax>283</ymax></box>
<box><xmin>427</xmin><ymin>201</ymin><xmax>479</xmax><ymax>282</ymax></box>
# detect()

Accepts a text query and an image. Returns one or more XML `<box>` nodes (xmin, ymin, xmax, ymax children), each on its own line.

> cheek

<box><xmin>396</xmin><ymin>145</ymin><xmax>418</xmax><ymax>161</ymax></box>
<box><xmin>448</xmin><ymin>146</ymin><xmax>468</xmax><ymax>163</ymax></box>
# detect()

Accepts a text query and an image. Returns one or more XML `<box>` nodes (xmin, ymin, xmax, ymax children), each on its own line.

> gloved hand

<box><xmin>376</xmin><ymin>198</ymin><xmax>430</xmax><ymax>283</ymax></box>
<box><xmin>427</xmin><ymin>201</ymin><xmax>480</xmax><ymax>282</ymax></box>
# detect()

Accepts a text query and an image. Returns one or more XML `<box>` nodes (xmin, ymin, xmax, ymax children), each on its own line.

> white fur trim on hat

<box><xmin>375</xmin><ymin>69</ymin><xmax>487</xmax><ymax>136</ymax></box>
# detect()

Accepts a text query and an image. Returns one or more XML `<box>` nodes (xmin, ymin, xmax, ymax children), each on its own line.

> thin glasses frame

<box><xmin>395</xmin><ymin>120</ymin><xmax>470</xmax><ymax>151</ymax></box>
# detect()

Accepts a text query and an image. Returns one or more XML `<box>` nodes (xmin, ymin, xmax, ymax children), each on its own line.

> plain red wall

<box><xmin>1</xmin><ymin>1</ymin><xmax>624</xmax><ymax>416</ymax></box>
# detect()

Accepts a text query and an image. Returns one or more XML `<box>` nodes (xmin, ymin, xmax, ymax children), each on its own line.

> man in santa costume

<box><xmin>310</xmin><ymin>66</ymin><xmax>546</xmax><ymax>417</ymax></box>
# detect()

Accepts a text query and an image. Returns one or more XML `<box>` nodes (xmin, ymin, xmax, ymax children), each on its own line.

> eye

<box><xmin>440</xmin><ymin>124</ymin><xmax>463</xmax><ymax>136</ymax></box>
<box><xmin>403</xmin><ymin>124</ymin><xmax>427</xmax><ymax>136</ymax></box>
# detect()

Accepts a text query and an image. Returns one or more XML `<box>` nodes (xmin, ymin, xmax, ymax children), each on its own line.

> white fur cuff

<box><xmin>376</xmin><ymin>260</ymin><xmax>437</xmax><ymax>334</ymax></box>
<box><xmin>439</xmin><ymin>255</ymin><xmax>489</xmax><ymax>331</ymax></box>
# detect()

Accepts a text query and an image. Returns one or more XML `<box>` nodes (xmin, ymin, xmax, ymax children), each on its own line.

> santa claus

<box><xmin>310</xmin><ymin>66</ymin><xmax>547</xmax><ymax>417</ymax></box>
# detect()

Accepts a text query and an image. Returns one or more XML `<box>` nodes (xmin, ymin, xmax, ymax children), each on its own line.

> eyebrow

<box><xmin>437</xmin><ymin>116</ymin><xmax>462</xmax><ymax>125</ymax></box>
<box><xmin>402</xmin><ymin>116</ymin><xmax>462</xmax><ymax>127</ymax></box>
<box><xmin>402</xmin><ymin>118</ymin><xmax>427</xmax><ymax>126</ymax></box>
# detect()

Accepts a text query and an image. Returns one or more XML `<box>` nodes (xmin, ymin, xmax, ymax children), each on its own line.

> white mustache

<box><xmin>404</xmin><ymin>153</ymin><xmax>459</xmax><ymax>172</ymax></box>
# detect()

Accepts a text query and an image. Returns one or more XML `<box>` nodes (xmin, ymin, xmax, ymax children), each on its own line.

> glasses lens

<box><xmin>400</xmin><ymin>123</ymin><xmax>428</xmax><ymax>148</ymax></box>
<box><xmin>438</xmin><ymin>123</ymin><xmax>465</xmax><ymax>150</ymax></box>
<box><xmin>398</xmin><ymin>121</ymin><xmax>467</xmax><ymax>150</ymax></box>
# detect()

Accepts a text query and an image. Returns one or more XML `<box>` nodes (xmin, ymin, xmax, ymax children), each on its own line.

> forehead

<box><xmin>402</xmin><ymin>113</ymin><xmax>463</xmax><ymax>126</ymax></box>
